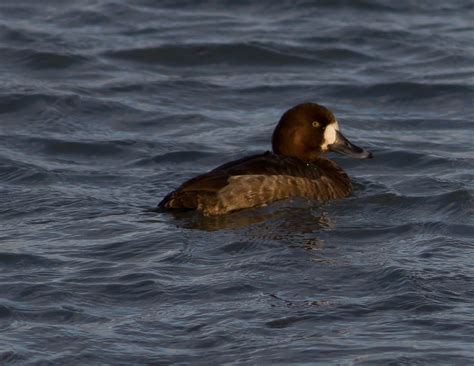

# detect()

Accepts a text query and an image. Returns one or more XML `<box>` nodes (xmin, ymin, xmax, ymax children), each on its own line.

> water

<box><xmin>1</xmin><ymin>1</ymin><xmax>473</xmax><ymax>364</ymax></box>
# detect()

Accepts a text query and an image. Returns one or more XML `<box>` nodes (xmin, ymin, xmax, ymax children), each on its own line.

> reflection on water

<box><xmin>153</xmin><ymin>199</ymin><xmax>333</xmax><ymax>265</ymax></box>
<box><xmin>157</xmin><ymin>198</ymin><xmax>335</xmax><ymax>234</ymax></box>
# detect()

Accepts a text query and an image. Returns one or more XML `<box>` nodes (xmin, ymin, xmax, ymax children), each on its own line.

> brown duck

<box><xmin>158</xmin><ymin>103</ymin><xmax>372</xmax><ymax>215</ymax></box>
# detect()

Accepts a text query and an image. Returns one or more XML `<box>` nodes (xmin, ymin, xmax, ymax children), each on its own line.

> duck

<box><xmin>158</xmin><ymin>103</ymin><xmax>372</xmax><ymax>216</ymax></box>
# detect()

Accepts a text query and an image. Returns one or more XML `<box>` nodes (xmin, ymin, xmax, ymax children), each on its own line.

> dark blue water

<box><xmin>1</xmin><ymin>1</ymin><xmax>473</xmax><ymax>364</ymax></box>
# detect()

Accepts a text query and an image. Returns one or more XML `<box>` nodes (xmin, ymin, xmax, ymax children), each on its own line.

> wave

<box><xmin>324</xmin><ymin>82</ymin><xmax>474</xmax><ymax>100</ymax></box>
<box><xmin>105</xmin><ymin>42</ymin><xmax>319</xmax><ymax>66</ymax></box>
<box><xmin>1</xmin><ymin>46</ymin><xmax>88</xmax><ymax>70</ymax></box>
<box><xmin>105</xmin><ymin>42</ymin><xmax>379</xmax><ymax>67</ymax></box>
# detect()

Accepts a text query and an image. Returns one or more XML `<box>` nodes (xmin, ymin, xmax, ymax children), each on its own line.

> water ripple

<box><xmin>1</xmin><ymin>0</ymin><xmax>473</xmax><ymax>364</ymax></box>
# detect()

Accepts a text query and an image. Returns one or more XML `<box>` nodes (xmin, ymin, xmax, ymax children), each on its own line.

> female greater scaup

<box><xmin>158</xmin><ymin>103</ymin><xmax>372</xmax><ymax>215</ymax></box>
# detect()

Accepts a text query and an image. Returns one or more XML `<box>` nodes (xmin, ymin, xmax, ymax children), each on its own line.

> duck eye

<box><xmin>312</xmin><ymin>121</ymin><xmax>320</xmax><ymax>128</ymax></box>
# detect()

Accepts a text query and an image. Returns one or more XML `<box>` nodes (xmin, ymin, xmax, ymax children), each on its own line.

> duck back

<box><xmin>158</xmin><ymin>152</ymin><xmax>352</xmax><ymax>216</ymax></box>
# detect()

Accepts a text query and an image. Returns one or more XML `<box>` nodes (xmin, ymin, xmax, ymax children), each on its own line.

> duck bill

<box><xmin>328</xmin><ymin>130</ymin><xmax>373</xmax><ymax>159</ymax></box>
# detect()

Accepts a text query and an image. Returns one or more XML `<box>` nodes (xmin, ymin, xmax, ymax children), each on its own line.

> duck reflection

<box><xmin>155</xmin><ymin>198</ymin><xmax>335</xmax><ymax>240</ymax></box>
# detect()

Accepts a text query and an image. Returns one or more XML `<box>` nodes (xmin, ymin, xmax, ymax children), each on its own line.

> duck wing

<box><xmin>158</xmin><ymin>152</ymin><xmax>273</xmax><ymax>209</ymax></box>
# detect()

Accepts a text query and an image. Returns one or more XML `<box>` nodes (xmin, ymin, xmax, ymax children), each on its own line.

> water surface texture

<box><xmin>1</xmin><ymin>1</ymin><xmax>473</xmax><ymax>364</ymax></box>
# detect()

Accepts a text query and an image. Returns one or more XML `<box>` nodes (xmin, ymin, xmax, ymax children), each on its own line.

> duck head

<box><xmin>272</xmin><ymin>103</ymin><xmax>373</xmax><ymax>161</ymax></box>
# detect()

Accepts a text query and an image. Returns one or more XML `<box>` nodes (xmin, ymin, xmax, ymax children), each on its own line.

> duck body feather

<box><xmin>158</xmin><ymin>151</ymin><xmax>352</xmax><ymax>216</ymax></box>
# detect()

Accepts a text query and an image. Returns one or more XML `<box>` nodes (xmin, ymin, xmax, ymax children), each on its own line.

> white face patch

<box><xmin>321</xmin><ymin>121</ymin><xmax>340</xmax><ymax>151</ymax></box>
